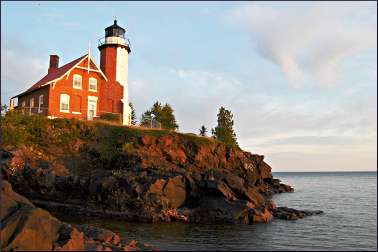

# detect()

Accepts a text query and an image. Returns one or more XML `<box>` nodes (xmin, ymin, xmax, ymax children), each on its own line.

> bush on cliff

<box><xmin>98</xmin><ymin>112</ymin><xmax>120</xmax><ymax>122</ymax></box>
<box><xmin>1</xmin><ymin>111</ymin><xmax>215</xmax><ymax>170</ymax></box>
<box><xmin>1</xmin><ymin>111</ymin><xmax>48</xmax><ymax>146</ymax></box>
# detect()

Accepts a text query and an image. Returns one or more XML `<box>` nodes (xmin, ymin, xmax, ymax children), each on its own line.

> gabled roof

<box><xmin>13</xmin><ymin>53</ymin><xmax>107</xmax><ymax>98</ymax></box>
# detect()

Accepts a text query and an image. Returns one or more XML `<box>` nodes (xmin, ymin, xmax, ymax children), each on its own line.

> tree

<box><xmin>139</xmin><ymin>101</ymin><xmax>178</xmax><ymax>130</ymax></box>
<box><xmin>140</xmin><ymin>109</ymin><xmax>153</xmax><ymax>127</ymax></box>
<box><xmin>213</xmin><ymin>107</ymin><xmax>238</xmax><ymax>147</ymax></box>
<box><xmin>199</xmin><ymin>125</ymin><xmax>207</xmax><ymax>136</ymax></box>
<box><xmin>129</xmin><ymin>102</ymin><xmax>137</xmax><ymax>125</ymax></box>
<box><xmin>160</xmin><ymin>104</ymin><xmax>178</xmax><ymax>130</ymax></box>
<box><xmin>1</xmin><ymin>104</ymin><xmax>9</xmax><ymax>117</ymax></box>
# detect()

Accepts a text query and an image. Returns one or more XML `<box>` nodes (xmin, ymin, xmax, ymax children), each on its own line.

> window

<box><xmin>89</xmin><ymin>77</ymin><xmax>97</xmax><ymax>91</ymax></box>
<box><xmin>73</xmin><ymin>74</ymin><xmax>82</xmax><ymax>89</ymax></box>
<box><xmin>29</xmin><ymin>98</ymin><xmax>34</xmax><ymax>115</ymax></box>
<box><xmin>38</xmin><ymin>95</ymin><xmax>44</xmax><ymax>113</ymax></box>
<box><xmin>87</xmin><ymin>96</ymin><xmax>98</xmax><ymax>120</ymax></box>
<box><xmin>60</xmin><ymin>94</ymin><xmax>70</xmax><ymax>112</ymax></box>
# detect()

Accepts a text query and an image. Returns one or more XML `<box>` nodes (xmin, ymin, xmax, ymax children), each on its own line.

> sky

<box><xmin>1</xmin><ymin>1</ymin><xmax>377</xmax><ymax>172</ymax></box>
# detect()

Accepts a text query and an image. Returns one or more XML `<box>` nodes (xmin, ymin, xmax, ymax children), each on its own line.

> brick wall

<box><xmin>17</xmin><ymin>56</ymin><xmax>123</xmax><ymax>121</ymax></box>
<box><xmin>18</xmin><ymin>86</ymin><xmax>50</xmax><ymax>116</ymax></box>
<box><xmin>99</xmin><ymin>45</ymin><xmax>124</xmax><ymax>116</ymax></box>
<box><xmin>47</xmin><ymin>58</ymin><xmax>108</xmax><ymax>119</ymax></box>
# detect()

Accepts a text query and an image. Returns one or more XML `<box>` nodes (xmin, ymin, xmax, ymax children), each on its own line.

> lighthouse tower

<box><xmin>98</xmin><ymin>20</ymin><xmax>132</xmax><ymax>125</ymax></box>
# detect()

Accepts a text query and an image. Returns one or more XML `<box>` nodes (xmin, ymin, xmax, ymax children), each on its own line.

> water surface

<box><xmin>58</xmin><ymin>172</ymin><xmax>377</xmax><ymax>251</ymax></box>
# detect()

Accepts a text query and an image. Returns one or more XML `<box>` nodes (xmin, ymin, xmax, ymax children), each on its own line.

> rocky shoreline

<box><xmin>1</xmin><ymin>116</ymin><xmax>323</xmax><ymax>251</ymax></box>
<box><xmin>1</xmin><ymin>180</ymin><xmax>155</xmax><ymax>251</ymax></box>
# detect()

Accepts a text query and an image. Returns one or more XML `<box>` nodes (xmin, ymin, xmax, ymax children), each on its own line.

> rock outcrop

<box><xmin>0</xmin><ymin>180</ymin><xmax>155</xmax><ymax>251</ymax></box>
<box><xmin>1</xmin><ymin>115</ymin><xmax>322</xmax><ymax>228</ymax></box>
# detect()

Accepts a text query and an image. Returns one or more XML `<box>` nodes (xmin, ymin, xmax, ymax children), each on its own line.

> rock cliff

<box><xmin>1</xmin><ymin>113</ymin><xmax>322</xmax><ymax>250</ymax></box>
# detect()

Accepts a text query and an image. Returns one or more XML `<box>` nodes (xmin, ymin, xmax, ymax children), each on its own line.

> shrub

<box><xmin>1</xmin><ymin>111</ymin><xmax>48</xmax><ymax>146</ymax></box>
<box><xmin>99</xmin><ymin>113</ymin><xmax>120</xmax><ymax>122</ymax></box>
<box><xmin>122</xmin><ymin>142</ymin><xmax>135</xmax><ymax>153</ymax></box>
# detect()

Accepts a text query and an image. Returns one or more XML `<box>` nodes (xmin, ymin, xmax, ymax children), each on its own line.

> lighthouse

<box><xmin>98</xmin><ymin>20</ymin><xmax>132</xmax><ymax>125</ymax></box>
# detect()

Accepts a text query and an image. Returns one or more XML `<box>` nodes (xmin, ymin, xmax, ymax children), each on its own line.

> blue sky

<box><xmin>1</xmin><ymin>1</ymin><xmax>377</xmax><ymax>171</ymax></box>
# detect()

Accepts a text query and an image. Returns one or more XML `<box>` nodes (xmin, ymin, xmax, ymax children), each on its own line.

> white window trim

<box><xmin>73</xmin><ymin>74</ymin><xmax>82</xmax><ymax>90</ymax></box>
<box><xmin>60</xmin><ymin>94</ymin><xmax>70</xmax><ymax>113</ymax></box>
<box><xmin>88</xmin><ymin>77</ymin><xmax>97</xmax><ymax>92</ymax></box>
<box><xmin>72</xmin><ymin>111</ymin><xmax>82</xmax><ymax>115</ymax></box>
<box><xmin>38</xmin><ymin>95</ymin><xmax>44</xmax><ymax>113</ymax></box>
<box><xmin>88</xmin><ymin>96</ymin><xmax>98</xmax><ymax>101</ymax></box>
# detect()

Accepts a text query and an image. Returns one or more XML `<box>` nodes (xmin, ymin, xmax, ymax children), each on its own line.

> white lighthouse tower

<box><xmin>98</xmin><ymin>20</ymin><xmax>132</xmax><ymax>125</ymax></box>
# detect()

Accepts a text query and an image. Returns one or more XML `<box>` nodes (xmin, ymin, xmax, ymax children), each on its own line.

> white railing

<box><xmin>98</xmin><ymin>37</ymin><xmax>131</xmax><ymax>48</ymax></box>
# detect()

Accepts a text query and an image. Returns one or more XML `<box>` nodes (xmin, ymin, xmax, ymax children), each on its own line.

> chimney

<box><xmin>48</xmin><ymin>55</ymin><xmax>59</xmax><ymax>74</ymax></box>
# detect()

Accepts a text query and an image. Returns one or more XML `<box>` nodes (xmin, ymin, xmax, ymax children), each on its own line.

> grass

<box><xmin>1</xmin><ymin>112</ymin><xmax>231</xmax><ymax>169</ymax></box>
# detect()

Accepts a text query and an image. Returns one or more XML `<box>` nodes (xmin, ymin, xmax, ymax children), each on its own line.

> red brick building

<box><xmin>10</xmin><ymin>20</ymin><xmax>132</xmax><ymax>125</ymax></box>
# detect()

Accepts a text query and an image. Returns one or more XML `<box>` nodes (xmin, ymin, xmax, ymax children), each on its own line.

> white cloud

<box><xmin>1</xmin><ymin>41</ymin><xmax>45</xmax><ymax>104</ymax></box>
<box><xmin>1</xmin><ymin>49</ymin><xmax>44</xmax><ymax>85</ymax></box>
<box><xmin>227</xmin><ymin>2</ymin><xmax>377</xmax><ymax>87</ymax></box>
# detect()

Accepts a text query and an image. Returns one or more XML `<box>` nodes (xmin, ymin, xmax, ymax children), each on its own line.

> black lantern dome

<box><xmin>105</xmin><ymin>20</ymin><xmax>125</xmax><ymax>38</ymax></box>
<box><xmin>98</xmin><ymin>19</ymin><xmax>131</xmax><ymax>53</ymax></box>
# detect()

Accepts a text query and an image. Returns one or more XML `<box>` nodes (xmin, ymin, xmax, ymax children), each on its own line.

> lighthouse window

<box><xmin>73</xmin><ymin>74</ymin><xmax>82</xmax><ymax>89</ymax></box>
<box><xmin>60</xmin><ymin>94</ymin><xmax>70</xmax><ymax>113</ymax></box>
<box><xmin>89</xmin><ymin>78</ymin><xmax>97</xmax><ymax>91</ymax></box>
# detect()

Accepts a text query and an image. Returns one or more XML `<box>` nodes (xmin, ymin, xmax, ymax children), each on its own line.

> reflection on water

<box><xmin>56</xmin><ymin>172</ymin><xmax>377</xmax><ymax>251</ymax></box>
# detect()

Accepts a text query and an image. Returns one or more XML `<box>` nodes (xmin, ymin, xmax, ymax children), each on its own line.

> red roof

<box><xmin>14</xmin><ymin>54</ymin><xmax>87</xmax><ymax>98</ymax></box>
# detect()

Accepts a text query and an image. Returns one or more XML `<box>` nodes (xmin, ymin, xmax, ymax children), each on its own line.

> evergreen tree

<box><xmin>139</xmin><ymin>101</ymin><xmax>178</xmax><ymax>130</ymax></box>
<box><xmin>199</xmin><ymin>125</ymin><xmax>207</xmax><ymax>136</ymax></box>
<box><xmin>160</xmin><ymin>104</ymin><xmax>178</xmax><ymax>130</ymax></box>
<box><xmin>213</xmin><ymin>107</ymin><xmax>238</xmax><ymax>147</ymax></box>
<box><xmin>140</xmin><ymin>109</ymin><xmax>152</xmax><ymax>127</ymax></box>
<box><xmin>129</xmin><ymin>102</ymin><xmax>137</xmax><ymax>125</ymax></box>
<box><xmin>211</xmin><ymin>128</ymin><xmax>215</xmax><ymax>138</ymax></box>
<box><xmin>151</xmin><ymin>101</ymin><xmax>163</xmax><ymax>120</ymax></box>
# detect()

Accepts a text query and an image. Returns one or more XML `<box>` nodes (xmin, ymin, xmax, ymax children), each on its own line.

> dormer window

<box><xmin>73</xmin><ymin>74</ymin><xmax>82</xmax><ymax>89</ymax></box>
<box><xmin>89</xmin><ymin>77</ymin><xmax>97</xmax><ymax>92</ymax></box>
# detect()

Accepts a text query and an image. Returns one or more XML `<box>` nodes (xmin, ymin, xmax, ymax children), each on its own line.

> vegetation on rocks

<box><xmin>1</xmin><ymin>111</ymin><xmax>321</xmax><ymax>234</ymax></box>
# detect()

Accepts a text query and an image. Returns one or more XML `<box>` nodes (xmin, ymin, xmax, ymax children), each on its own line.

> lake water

<box><xmin>59</xmin><ymin>172</ymin><xmax>377</xmax><ymax>251</ymax></box>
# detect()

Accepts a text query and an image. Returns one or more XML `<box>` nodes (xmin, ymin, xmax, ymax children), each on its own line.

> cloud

<box><xmin>1</xmin><ymin>40</ymin><xmax>45</xmax><ymax>104</ymax></box>
<box><xmin>227</xmin><ymin>2</ymin><xmax>377</xmax><ymax>87</ymax></box>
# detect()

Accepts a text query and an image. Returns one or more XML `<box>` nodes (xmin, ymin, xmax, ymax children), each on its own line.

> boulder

<box><xmin>1</xmin><ymin>181</ymin><xmax>85</xmax><ymax>251</ymax></box>
<box><xmin>163</xmin><ymin>176</ymin><xmax>187</xmax><ymax>208</ymax></box>
<box><xmin>1</xmin><ymin>180</ymin><xmax>153</xmax><ymax>251</ymax></box>
<box><xmin>74</xmin><ymin>224</ymin><xmax>121</xmax><ymax>246</ymax></box>
<box><xmin>272</xmin><ymin>207</ymin><xmax>323</xmax><ymax>220</ymax></box>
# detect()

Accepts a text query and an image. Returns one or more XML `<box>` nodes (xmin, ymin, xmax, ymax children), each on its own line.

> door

<box><xmin>87</xmin><ymin>97</ymin><xmax>97</xmax><ymax>120</ymax></box>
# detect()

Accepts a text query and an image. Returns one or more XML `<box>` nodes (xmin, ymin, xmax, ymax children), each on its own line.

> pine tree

<box><xmin>140</xmin><ymin>109</ymin><xmax>152</xmax><ymax>127</ymax></box>
<box><xmin>139</xmin><ymin>101</ymin><xmax>178</xmax><ymax>130</ymax></box>
<box><xmin>160</xmin><ymin>103</ymin><xmax>178</xmax><ymax>130</ymax></box>
<box><xmin>213</xmin><ymin>107</ymin><xmax>238</xmax><ymax>147</ymax></box>
<box><xmin>199</xmin><ymin>125</ymin><xmax>207</xmax><ymax>136</ymax></box>
<box><xmin>129</xmin><ymin>102</ymin><xmax>137</xmax><ymax>125</ymax></box>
